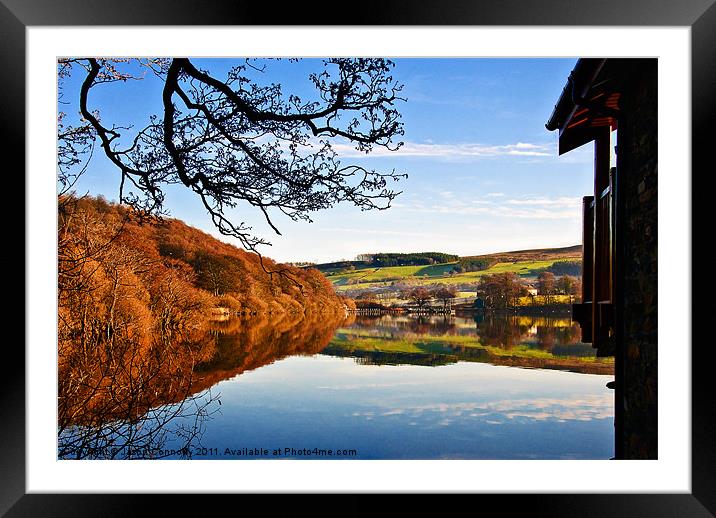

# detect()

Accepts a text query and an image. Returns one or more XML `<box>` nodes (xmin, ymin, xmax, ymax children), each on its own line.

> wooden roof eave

<box><xmin>546</xmin><ymin>58</ymin><xmax>611</xmax><ymax>155</ymax></box>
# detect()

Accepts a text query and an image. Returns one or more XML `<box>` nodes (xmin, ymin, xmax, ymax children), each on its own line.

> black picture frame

<box><xmin>8</xmin><ymin>0</ymin><xmax>709</xmax><ymax>515</ymax></box>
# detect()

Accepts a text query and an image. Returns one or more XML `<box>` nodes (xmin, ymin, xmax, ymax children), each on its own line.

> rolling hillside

<box><xmin>309</xmin><ymin>246</ymin><xmax>582</xmax><ymax>292</ymax></box>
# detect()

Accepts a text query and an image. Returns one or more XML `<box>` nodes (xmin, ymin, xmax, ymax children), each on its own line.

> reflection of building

<box><xmin>546</xmin><ymin>59</ymin><xmax>657</xmax><ymax>459</ymax></box>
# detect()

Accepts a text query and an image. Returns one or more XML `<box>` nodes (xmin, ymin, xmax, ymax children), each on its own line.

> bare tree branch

<box><xmin>60</xmin><ymin>57</ymin><xmax>407</xmax><ymax>266</ymax></box>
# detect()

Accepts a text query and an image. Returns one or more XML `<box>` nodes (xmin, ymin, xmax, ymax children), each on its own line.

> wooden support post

<box><xmin>573</xmin><ymin>195</ymin><xmax>594</xmax><ymax>343</ymax></box>
<box><xmin>592</xmin><ymin>128</ymin><xmax>612</xmax><ymax>351</ymax></box>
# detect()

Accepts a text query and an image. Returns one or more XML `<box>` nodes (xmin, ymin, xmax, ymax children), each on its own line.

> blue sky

<box><xmin>61</xmin><ymin>58</ymin><xmax>596</xmax><ymax>263</ymax></box>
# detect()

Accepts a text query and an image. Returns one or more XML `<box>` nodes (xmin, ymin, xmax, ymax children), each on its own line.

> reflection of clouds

<box><xmin>349</xmin><ymin>395</ymin><xmax>612</xmax><ymax>424</ymax></box>
<box><xmin>319</xmin><ymin>382</ymin><xmax>421</xmax><ymax>391</ymax></box>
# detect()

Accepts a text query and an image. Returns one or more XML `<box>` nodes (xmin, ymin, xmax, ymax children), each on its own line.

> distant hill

<box><xmin>460</xmin><ymin>245</ymin><xmax>582</xmax><ymax>263</ymax></box>
<box><xmin>307</xmin><ymin>245</ymin><xmax>582</xmax><ymax>291</ymax></box>
<box><xmin>310</xmin><ymin>245</ymin><xmax>581</xmax><ymax>273</ymax></box>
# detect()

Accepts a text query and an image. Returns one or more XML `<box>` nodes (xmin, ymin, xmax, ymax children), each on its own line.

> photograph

<box><xmin>8</xmin><ymin>9</ymin><xmax>706</xmax><ymax>511</ymax></box>
<box><xmin>55</xmin><ymin>56</ymin><xmax>656</xmax><ymax>461</ymax></box>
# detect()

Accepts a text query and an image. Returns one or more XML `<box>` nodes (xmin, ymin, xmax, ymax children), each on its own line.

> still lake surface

<box><xmin>59</xmin><ymin>312</ymin><xmax>615</xmax><ymax>460</ymax></box>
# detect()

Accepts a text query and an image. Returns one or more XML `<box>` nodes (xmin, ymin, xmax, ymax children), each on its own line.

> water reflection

<box><xmin>59</xmin><ymin>311</ymin><xmax>614</xmax><ymax>459</ymax></box>
<box><xmin>58</xmin><ymin>311</ymin><xmax>346</xmax><ymax>459</ymax></box>
<box><xmin>327</xmin><ymin>314</ymin><xmax>613</xmax><ymax>375</ymax></box>
<box><xmin>191</xmin><ymin>311</ymin><xmax>350</xmax><ymax>394</ymax></box>
<box><xmin>159</xmin><ymin>357</ymin><xmax>614</xmax><ymax>459</ymax></box>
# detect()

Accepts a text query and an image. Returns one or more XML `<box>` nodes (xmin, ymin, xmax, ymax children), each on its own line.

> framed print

<box><xmin>8</xmin><ymin>0</ymin><xmax>711</xmax><ymax>515</ymax></box>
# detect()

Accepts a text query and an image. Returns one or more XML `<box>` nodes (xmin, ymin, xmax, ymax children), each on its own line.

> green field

<box><xmin>326</xmin><ymin>259</ymin><xmax>564</xmax><ymax>291</ymax></box>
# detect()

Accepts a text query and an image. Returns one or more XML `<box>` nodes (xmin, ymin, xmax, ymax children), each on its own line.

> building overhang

<box><xmin>545</xmin><ymin>58</ymin><xmax>621</xmax><ymax>154</ymax></box>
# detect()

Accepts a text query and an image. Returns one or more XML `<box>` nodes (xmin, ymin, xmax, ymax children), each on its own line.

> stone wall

<box><xmin>615</xmin><ymin>59</ymin><xmax>658</xmax><ymax>459</ymax></box>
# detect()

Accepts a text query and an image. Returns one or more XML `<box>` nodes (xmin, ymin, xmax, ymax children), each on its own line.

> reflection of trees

<box><xmin>475</xmin><ymin>314</ymin><xmax>531</xmax><ymax>348</ymax></box>
<box><xmin>189</xmin><ymin>312</ymin><xmax>346</xmax><ymax>393</ymax></box>
<box><xmin>538</xmin><ymin>323</ymin><xmax>582</xmax><ymax>349</ymax></box>
<box><xmin>58</xmin><ymin>328</ymin><xmax>220</xmax><ymax>459</ymax></box>
<box><xmin>351</xmin><ymin>315</ymin><xmax>457</xmax><ymax>337</ymax></box>
<box><xmin>59</xmin><ymin>311</ymin><xmax>348</xmax><ymax>459</ymax></box>
<box><xmin>58</xmin><ymin>389</ymin><xmax>219</xmax><ymax>460</ymax></box>
<box><xmin>473</xmin><ymin>314</ymin><xmax>585</xmax><ymax>351</ymax></box>
<box><xmin>332</xmin><ymin>314</ymin><xmax>610</xmax><ymax>374</ymax></box>
<box><xmin>535</xmin><ymin>326</ymin><xmax>556</xmax><ymax>349</ymax></box>
<box><xmin>558</xmin><ymin>324</ymin><xmax>583</xmax><ymax>346</ymax></box>
<box><xmin>348</xmin><ymin>314</ymin><xmax>584</xmax><ymax>350</ymax></box>
<box><xmin>347</xmin><ymin>314</ymin><xmax>587</xmax><ymax>354</ymax></box>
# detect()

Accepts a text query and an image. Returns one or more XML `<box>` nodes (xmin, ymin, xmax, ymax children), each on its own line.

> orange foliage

<box><xmin>59</xmin><ymin>194</ymin><xmax>349</xmax><ymax>324</ymax></box>
<box><xmin>57</xmin><ymin>194</ymin><xmax>351</xmax><ymax>434</ymax></box>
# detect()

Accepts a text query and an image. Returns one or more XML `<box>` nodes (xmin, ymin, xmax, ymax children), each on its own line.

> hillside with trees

<box><xmin>58</xmin><ymin>195</ymin><xmax>350</xmax><ymax>339</ymax></box>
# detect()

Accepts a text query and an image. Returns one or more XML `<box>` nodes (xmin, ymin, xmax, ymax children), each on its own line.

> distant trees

<box><xmin>546</xmin><ymin>260</ymin><xmax>582</xmax><ymax>276</ymax></box>
<box><xmin>536</xmin><ymin>272</ymin><xmax>557</xmax><ymax>304</ymax></box>
<box><xmin>534</xmin><ymin>272</ymin><xmax>581</xmax><ymax>304</ymax></box>
<box><xmin>452</xmin><ymin>257</ymin><xmax>492</xmax><ymax>273</ymax></box>
<box><xmin>405</xmin><ymin>287</ymin><xmax>433</xmax><ymax>308</ymax></box>
<box><xmin>556</xmin><ymin>274</ymin><xmax>581</xmax><ymax>302</ymax></box>
<box><xmin>433</xmin><ymin>286</ymin><xmax>458</xmax><ymax>310</ymax></box>
<box><xmin>477</xmin><ymin>273</ymin><xmax>527</xmax><ymax>309</ymax></box>
<box><xmin>356</xmin><ymin>252</ymin><xmax>459</xmax><ymax>267</ymax></box>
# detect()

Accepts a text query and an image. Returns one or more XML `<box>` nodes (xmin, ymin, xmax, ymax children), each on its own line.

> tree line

<box><xmin>351</xmin><ymin>271</ymin><xmax>581</xmax><ymax>311</ymax></box>
<box><xmin>355</xmin><ymin>252</ymin><xmax>459</xmax><ymax>267</ymax></box>
<box><xmin>451</xmin><ymin>257</ymin><xmax>492</xmax><ymax>273</ymax></box>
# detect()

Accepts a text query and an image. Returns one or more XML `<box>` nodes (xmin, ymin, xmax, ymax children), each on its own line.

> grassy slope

<box><xmin>314</xmin><ymin>245</ymin><xmax>581</xmax><ymax>291</ymax></box>
<box><xmin>327</xmin><ymin>259</ymin><xmax>571</xmax><ymax>291</ymax></box>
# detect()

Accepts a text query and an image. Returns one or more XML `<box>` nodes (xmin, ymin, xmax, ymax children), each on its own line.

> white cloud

<box><xmin>506</xmin><ymin>196</ymin><xmax>582</xmax><ymax>208</ymax></box>
<box><xmin>329</xmin><ymin>140</ymin><xmax>554</xmax><ymax>160</ymax></box>
<box><xmin>393</xmin><ymin>195</ymin><xmax>582</xmax><ymax>220</ymax></box>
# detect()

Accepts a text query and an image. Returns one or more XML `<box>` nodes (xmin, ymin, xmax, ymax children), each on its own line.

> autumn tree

<box><xmin>537</xmin><ymin>271</ymin><xmax>557</xmax><ymax>304</ymax></box>
<box><xmin>555</xmin><ymin>274</ymin><xmax>578</xmax><ymax>294</ymax></box>
<box><xmin>58</xmin><ymin>58</ymin><xmax>406</xmax><ymax>258</ymax></box>
<box><xmin>478</xmin><ymin>273</ymin><xmax>526</xmax><ymax>309</ymax></box>
<box><xmin>556</xmin><ymin>274</ymin><xmax>581</xmax><ymax>303</ymax></box>
<box><xmin>433</xmin><ymin>285</ymin><xmax>458</xmax><ymax>310</ymax></box>
<box><xmin>407</xmin><ymin>287</ymin><xmax>432</xmax><ymax>309</ymax></box>
<box><xmin>190</xmin><ymin>251</ymin><xmax>245</xmax><ymax>296</ymax></box>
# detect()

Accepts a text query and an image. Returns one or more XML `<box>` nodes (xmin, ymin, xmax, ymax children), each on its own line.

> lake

<box><xmin>58</xmin><ymin>312</ymin><xmax>615</xmax><ymax>460</ymax></box>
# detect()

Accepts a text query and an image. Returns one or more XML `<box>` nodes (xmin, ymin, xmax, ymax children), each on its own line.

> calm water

<box><xmin>59</xmin><ymin>312</ymin><xmax>615</xmax><ymax>460</ymax></box>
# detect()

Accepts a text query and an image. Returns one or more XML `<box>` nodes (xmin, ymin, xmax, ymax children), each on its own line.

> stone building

<box><xmin>546</xmin><ymin>58</ymin><xmax>657</xmax><ymax>459</ymax></box>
